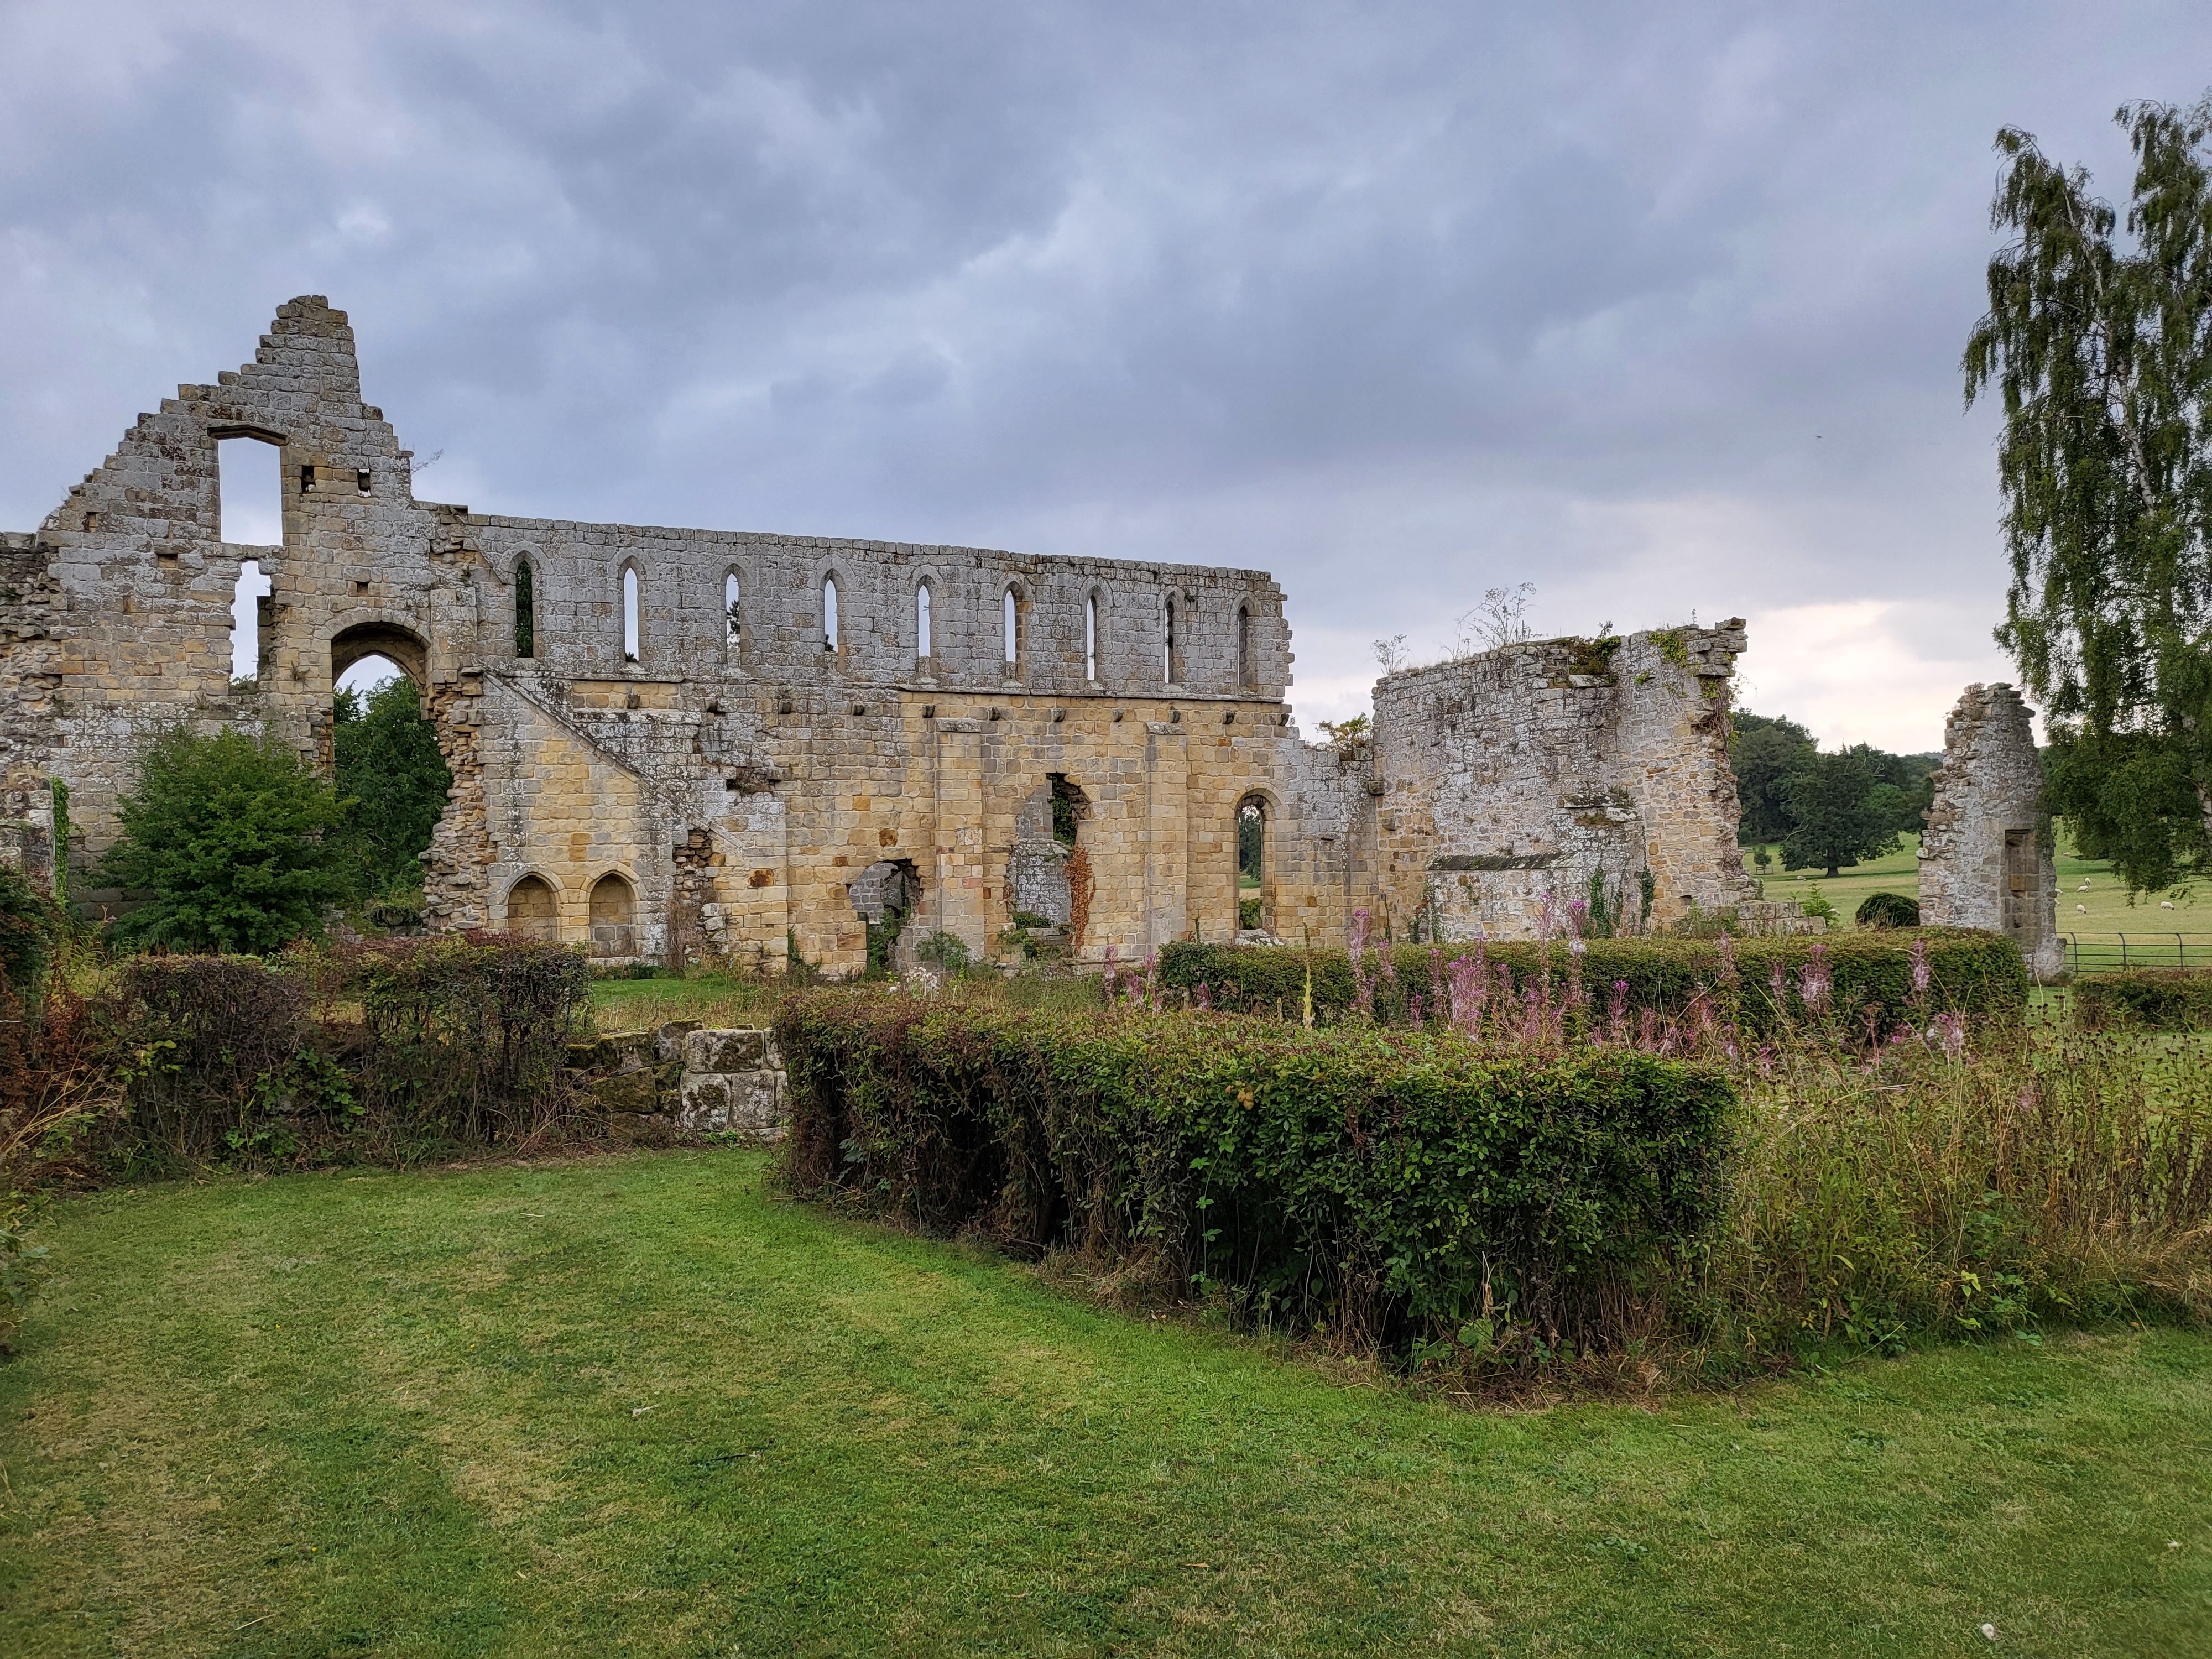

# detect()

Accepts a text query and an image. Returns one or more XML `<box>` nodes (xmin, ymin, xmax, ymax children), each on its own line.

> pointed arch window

<box><xmin>1237</xmin><ymin>603</ymin><xmax>1253</xmax><ymax>689</ymax></box>
<box><xmin>1003</xmin><ymin>587</ymin><xmax>1020</xmax><ymax>673</ymax></box>
<box><xmin>1164</xmin><ymin>593</ymin><xmax>1183</xmax><ymax>685</ymax></box>
<box><xmin>622</xmin><ymin>567</ymin><xmax>641</xmax><ymax>663</ymax></box>
<box><xmin>725</xmin><ymin>572</ymin><xmax>741</xmax><ymax>649</ymax></box>
<box><xmin>917</xmin><ymin>581</ymin><xmax>933</xmax><ymax>663</ymax></box>
<box><xmin>1085</xmin><ymin>592</ymin><xmax>1099</xmax><ymax>682</ymax></box>
<box><xmin>823</xmin><ymin>576</ymin><xmax>840</xmax><ymax>654</ymax></box>
<box><xmin>515</xmin><ymin>559</ymin><xmax>536</xmax><ymax>659</ymax></box>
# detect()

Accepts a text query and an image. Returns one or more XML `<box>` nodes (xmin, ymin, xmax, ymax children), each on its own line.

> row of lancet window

<box><xmin>510</xmin><ymin>561</ymin><xmax>1258</xmax><ymax>688</ymax></box>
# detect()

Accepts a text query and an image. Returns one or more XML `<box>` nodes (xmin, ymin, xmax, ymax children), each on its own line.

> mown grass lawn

<box><xmin>3</xmin><ymin>1151</ymin><xmax>2208</xmax><ymax>1658</ymax></box>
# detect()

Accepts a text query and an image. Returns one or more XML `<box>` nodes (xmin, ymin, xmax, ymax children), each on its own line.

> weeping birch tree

<box><xmin>1963</xmin><ymin>95</ymin><xmax>2212</xmax><ymax>891</ymax></box>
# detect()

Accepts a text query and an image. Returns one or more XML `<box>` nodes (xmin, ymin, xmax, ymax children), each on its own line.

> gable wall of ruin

<box><xmin>1</xmin><ymin>296</ymin><xmax>1817</xmax><ymax>971</ymax></box>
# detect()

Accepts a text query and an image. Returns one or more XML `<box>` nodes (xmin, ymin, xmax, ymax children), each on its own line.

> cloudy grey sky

<box><xmin>6</xmin><ymin>1</ymin><xmax>2208</xmax><ymax>748</ymax></box>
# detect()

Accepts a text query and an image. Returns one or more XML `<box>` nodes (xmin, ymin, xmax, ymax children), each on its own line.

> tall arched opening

<box><xmin>590</xmin><ymin>872</ymin><xmax>639</xmax><ymax>957</ymax></box>
<box><xmin>331</xmin><ymin>622</ymin><xmax>452</xmax><ymax>912</ymax></box>
<box><xmin>1236</xmin><ymin>794</ymin><xmax>1268</xmax><ymax>937</ymax></box>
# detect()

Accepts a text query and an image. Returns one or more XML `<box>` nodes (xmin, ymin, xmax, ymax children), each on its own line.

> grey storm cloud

<box><xmin>5</xmin><ymin>0</ymin><xmax>2210</xmax><ymax>746</ymax></box>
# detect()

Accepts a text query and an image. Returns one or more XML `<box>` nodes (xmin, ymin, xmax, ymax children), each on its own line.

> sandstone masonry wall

<box><xmin>1</xmin><ymin>296</ymin><xmax>1788</xmax><ymax>967</ymax></box>
<box><xmin>1919</xmin><ymin>683</ymin><xmax>2061</xmax><ymax>979</ymax></box>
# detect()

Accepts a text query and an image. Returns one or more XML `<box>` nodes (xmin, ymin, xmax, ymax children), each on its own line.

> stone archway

<box><xmin>331</xmin><ymin>619</ymin><xmax>431</xmax><ymax>693</ymax></box>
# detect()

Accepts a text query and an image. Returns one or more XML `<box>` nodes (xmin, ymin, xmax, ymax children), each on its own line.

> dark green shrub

<box><xmin>96</xmin><ymin>727</ymin><xmax>351</xmax><ymax>953</ymax></box>
<box><xmin>101</xmin><ymin>955</ymin><xmax>321</xmax><ymax>1165</ymax></box>
<box><xmin>348</xmin><ymin>937</ymin><xmax>594</xmax><ymax>1148</ymax></box>
<box><xmin>1155</xmin><ymin>930</ymin><xmax>2026</xmax><ymax>1036</ymax></box>
<box><xmin>2073</xmin><ymin>968</ymin><xmax>2212</xmax><ymax>1032</ymax></box>
<box><xmin>0</xmin><ymin>860</ymin><xmax>58</xmax><ymax>1018</ymax></box>
<box><xmin>1855</xmin><ymin>891</ymin><xmax>1922</xmax><ymax>929</ymax></box>
<box><xmin>776</xmin><ymin>996</ymin><xmax>1734</xmax><ymax>1354</ymax></box>
<box><xmin>94</xmin><ymin>939</ymin><xmax>592</xmax><ymax>1168</ymax></box>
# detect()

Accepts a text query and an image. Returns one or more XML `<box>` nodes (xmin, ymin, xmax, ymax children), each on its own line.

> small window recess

<box><xmin>1237</xmin><ymin>604</ymin><xmax>1254</xmax><ymax>690</ymax></box>
<box><xmin>1164</xmin><ymin>594</ymin><xmax>1183</xmax><ymax>685</ymax></box>
<box><xmin>725</xmin><ymin>573</ymin><xmax>742</xmax><ymax>649</ymax></box>
<box><xmin>917</xmin><ymin>582</ymin><xmax>933</xmax><ymax>665</ymax></box>
<box><xmin>823</xmin><ymin>576</ymin><xmax>840</xmax><ymax>654</ymax></box>
<box><xmin>357</xmin><ymin>467</ymin><xmax>371</xmax><ymax>497</ymax></box>
<box><xmin>1085</xmin><ymin>593</ymin><xmax>1099</xmax><ymax>682</ymax></box>
<box><xmin>300</xmin><ymin>463</ymin><xmax>315</xmax><ymax>494</ymax></box>
<box><xmin>622</xmin><ymin>567</ymin><xmax>641</xmax><ymax>664</ymax></box>
<box><xmin>515</xmin><ymin>559</ymin><xmax>536</xmax><ymax>659</ymax></box>
<box><xmin>1003</xmin><ymin>588</ymin><xmax>1020</xmax><ymax>675</ymax></box>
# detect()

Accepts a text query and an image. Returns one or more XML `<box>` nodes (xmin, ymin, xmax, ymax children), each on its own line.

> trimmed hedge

<box><xmin>776</xmin><ymin>995</ymin><xmax>1734</xmax><ymax>1352</ymax></box>
<box><xmin>2073</xmin><ymin>968</ymin><xmax>2212</xmax><ymax>1032</ymax></box>
<box><xmin>97</xmin><ymin>939</ymin><xmax>593</xmax><ymax>1168</ymax></box>
<box><xmin>1156</xmin><ymin>930</ymin><xmax>2028</xmax><ymax>1036</ymax></box>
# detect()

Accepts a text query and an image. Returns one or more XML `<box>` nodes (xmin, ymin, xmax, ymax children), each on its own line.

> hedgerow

<box><xmin>2073</xmin><ymin>967</ymin><xmax>2212</xmax><ymax>1032</ymax></box>
<box><xmin>95</xmin><ymin>938</ymin><xmax>594</xmax><ymax>1170</ymax></box>
<box><xmin>776</xmin><ymin>995</ymin><xmax>1734</xmax><ymax>1355</ymax></box>
<box><xmin>1154</xmin><ymin>929</ymin><xmax>2027</xmax><ymax>1036</ymax></box>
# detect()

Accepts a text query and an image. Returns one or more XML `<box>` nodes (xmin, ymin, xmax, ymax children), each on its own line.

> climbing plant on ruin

<box><xmin>1964</xmin><ymin>94</ymin><xmax>2212</xmax><ymax>890</ymax></box>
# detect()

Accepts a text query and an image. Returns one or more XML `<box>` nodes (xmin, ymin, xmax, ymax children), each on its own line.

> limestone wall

<box><xmin>1</xmin><ymin>294</ymin><xmax>1781</xmax><ymax>970</ymax></box>
<box><xmin>1366</xmin><ymin>623</ymin><xmax>1795</xmax><ymax>940</ymax></box>
<box><xmin>1919</xmin><ymin>683</ymin><xmax>2061</xmax><ymax>979</ymax></box>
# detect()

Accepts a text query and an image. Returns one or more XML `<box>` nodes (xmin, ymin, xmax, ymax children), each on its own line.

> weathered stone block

<box><xmin>590</xmin><ymin>1067</ymin><xmax>659</xmax><ymax>1114</ymax></box>
<box><xmin>654</xmin><ymin>1019</ymin><xmax>702</xmax><ymax>1065</ymax></box>
<box><xmin>683</xmin><ymin>1027</ymin><xmax>771</xmax><ymax>1073</ymax></box>
<box><xmin>676</xmin><ymin>1069</ymin><xmax>786</xmax><ymax>1138</ymax></box>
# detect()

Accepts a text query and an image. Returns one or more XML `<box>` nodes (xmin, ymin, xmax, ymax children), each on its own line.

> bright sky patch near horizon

<box><xmin>7</xmin><ymin>1</ymin><xmax>2207</xmax><ymax>752</ymax></box>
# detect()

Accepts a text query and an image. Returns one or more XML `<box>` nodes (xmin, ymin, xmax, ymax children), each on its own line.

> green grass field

<box><xmin>1747</xmin><ymin>829</ymin><xmax>2211</xmax><ymax>947</ymax></box>
<box><xmin>4</xmin><ymin>1151</ymin><xmax>2209</xmax><ymax>1656</ymax></box>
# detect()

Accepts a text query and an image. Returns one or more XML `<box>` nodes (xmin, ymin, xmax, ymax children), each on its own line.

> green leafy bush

<box><xmin>0</xmin><ymin>860</ymin><xmax>58</xmax><ymax>1017</ymax></box>
<box><xmin>2072</xmin><ymin>968</ymin><xmax>2212</xmax><ymax>1032</ymax></box>
<box><xmin>92</xmin><ymin>938</ymin><xmax>592</xmax><ymax>1170</ymax></box>
<box><xmin>332</xmin><ymin>676</ymin><xmax>452</xmax><ymax>900</ymax></box>
<box><xmin>1855</xmin><ymin>891</ymin><xmax>1922</xmax><ymax>929</ymax></box>
<box><xmin>348</xmin><ymin>937</ymin><xmax>594</xmax><ymax>1149</ymax></box>
<box><xmin>776</xmin><ymin>995</ymin><xmax>1734</xmax><ymax>1353</ymax></box>
<box><xmin>96</xmin><ymin>727</ymin><xmax>351</xmax><ymax>953</ymax></box>
<box><xmin>1155</xmin><ymin>931</ymin><xmax>2027</xmax><ymax>1036</ymax></box>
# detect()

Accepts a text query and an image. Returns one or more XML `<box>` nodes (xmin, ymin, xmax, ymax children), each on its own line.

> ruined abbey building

<box><xmin>4</xmin><ymin>297</ymin><xmax>1807</xmax><ymax>974</ymax></box>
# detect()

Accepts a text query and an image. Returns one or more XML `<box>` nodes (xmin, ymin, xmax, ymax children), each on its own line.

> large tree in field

<box><xmin>1730</xmin><ymin>711</ymin><xmax>1818</xmax><ymax>845</ymax></box>
<box><xmin>1779</xmin><ymin>748</ymin><xmax>1897</xmax><ymax>878</ymax></box>
<box><xmin>1964</xmin><ymin>96</ymin><xmax>2212</xmax><ymax>892</ymax></box>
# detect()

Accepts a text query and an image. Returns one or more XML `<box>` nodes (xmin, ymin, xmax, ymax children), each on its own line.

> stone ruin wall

<box><xmin>1919</xmin><ymin>683</ymin><xmax>2062</xmax><ymax>980</ymax></box>
<box><xmin>1367</xmin><ymin>624</ymin><xmax>1812</xmax><ymax>940</ymax></box>
<box><xmin>0</xmin><ymin>295</ymin><xmax>1813</xmax><ymax>971</ymax></box>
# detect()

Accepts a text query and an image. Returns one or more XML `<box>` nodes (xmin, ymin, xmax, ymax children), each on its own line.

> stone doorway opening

<box><xmin>330</xmin><ymin>624</ymin><xmax>452</xmax><ymax>919</ymax></box>
<box><xmin>849</xmin><ymin>858</ymin><xmax>919</xmax><ymax>975</ymax></box>
<box><xmin>505</xmin><ymin>874</ymin><xmax>559</xmax><ymax>941</ymax></box>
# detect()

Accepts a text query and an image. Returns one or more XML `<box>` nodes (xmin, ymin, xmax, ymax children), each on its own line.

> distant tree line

<box><xmin>1730</xmin><ymin>711</ymin><xmax>1938</xmax><ymax>878</ymax></box>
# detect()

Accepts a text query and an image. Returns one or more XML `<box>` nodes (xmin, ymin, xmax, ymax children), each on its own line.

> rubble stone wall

<box><xmin>1919</xmin><ymin>683</ymin><xmax>2062</xmax><ymax>979</ymax></box>
<box><xmin>1</xmin><ymin>296</ymin><xmax>1804</xmax><ymax>964</ymax></box>
<box><xmin>1368</xmin><ymin>624</ymin><xmax>1809</xmax><ymax>940</ymax></box>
